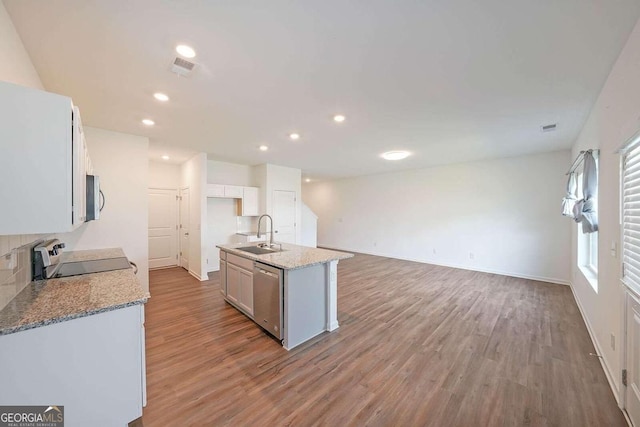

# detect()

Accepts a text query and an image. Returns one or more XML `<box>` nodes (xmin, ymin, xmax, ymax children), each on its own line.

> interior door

<box><xmin>273</xmin><ymin>190</ymin><xmax>296</xmax><ymax>244</ymax></box>
<box><xmin>179</xmin><ymin>188</ymin><xmax>190</xmax><ymax>270</ymax></box>
<box><xmin>148</xmin><ymin>188</ymin><xmax>178</xmax><ymax>268</ymax></box>
<box><xmin>626</xmin><ymin>291</ymin><xmax>640</xmax><ymax>425</ymax></box>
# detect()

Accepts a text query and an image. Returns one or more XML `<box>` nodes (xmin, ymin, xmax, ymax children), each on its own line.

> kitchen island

<box><xmin>217</xmin><ymin>243</ymin><xmax>353</xmax><ymax>350</ymax></box>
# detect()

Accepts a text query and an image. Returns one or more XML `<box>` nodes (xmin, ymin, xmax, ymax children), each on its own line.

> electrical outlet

<box><xmin>611</xmin><ymin>333</ymin><xmax>616</xmax><ymax>351</ymax></box>
<box><xmin>373</xmin><ymin>242</ymin><xmax>377</xmax><ymax>247</ymax></box>
<box><xmin>432</xmin><ymin>249</ymin><xmax>436</xmax><ymax>255</ymax></box>
<box><xmin>469</xmin><ymin>252</ymin><xmax>474</xmax><ymax>260</ymax></box>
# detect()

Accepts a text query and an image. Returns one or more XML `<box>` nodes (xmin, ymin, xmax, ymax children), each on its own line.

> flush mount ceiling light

<box><xmin>176</xmin><ymin>44</ymin><xmax>196</xmax><ymax>58</ymax></box>
<box><xmin>154</xmin><ymin>93</ymin><xmax>169</xmax><ymax>102</ymax></box>
<box><xmin>259</xmin><ymin>145</ymin><xmax>269</xmax><ymax>151</ymax></box>
<box><xmin>289</xmin><ymin>133</ymin><xmax>300</xmax><ymax>140</ymax></box>
<box><xmin>333</xmin><ymin>114</ymin><xmax>346</xmax><ymax>123</ymax></box>
<box><xmin>142</xmin><ymin>119</ymin><xmax>155</xmax><ymax>126</ymax></box>
<box><xmin>161</xmin><ymin>155</ymin><xmax>170</xmax><ymax>160</ymax></box>
<box><xmin>381</xmin><ymin>150</ymin><xmax>411</xmax><ymax>161</ymax></box>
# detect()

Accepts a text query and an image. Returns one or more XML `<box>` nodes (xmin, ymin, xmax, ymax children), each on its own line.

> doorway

<box><xmin>148</xmin><ymin>188</ymin><xmax>178</xmax><ymax>268</ymax></box>
<box><xmin>273</xmin><ymin>190</ymin><xmax>296</xmax><ymax>244</ymax></box>
<box><xmin>179</xmin><ymin>188</ymin><xmax>190</xmax><ymax>270</ymax></box>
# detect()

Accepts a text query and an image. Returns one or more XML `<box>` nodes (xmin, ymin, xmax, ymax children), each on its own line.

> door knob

<box><xmin>185</xmin><ymin>232</ymin><xmax>189</xmax><ymax>236</ymax></box>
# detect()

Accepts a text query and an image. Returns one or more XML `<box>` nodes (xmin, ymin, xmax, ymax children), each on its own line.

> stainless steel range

<box><xmin>32</xmin><ymin>239</ymin><xmax>134</xmax><ymax>280</ymax></box>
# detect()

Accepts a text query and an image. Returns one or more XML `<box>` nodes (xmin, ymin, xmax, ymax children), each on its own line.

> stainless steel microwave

<box><xmin>86</xmin><ymin>174</ymin><xmax>101</xmax><ymax>221</ymax></box>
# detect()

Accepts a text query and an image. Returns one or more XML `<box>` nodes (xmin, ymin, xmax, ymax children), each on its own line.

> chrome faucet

<box><xmin>257</xmin><ymin>214</ymin><xmax>275</xmax><ymax>247</ymax></box>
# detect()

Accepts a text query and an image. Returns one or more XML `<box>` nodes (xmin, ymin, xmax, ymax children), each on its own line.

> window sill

<box><xmin>578</xmin><ymin>265</ymin><xmax>598</xmax><ymax>292</ymax></box>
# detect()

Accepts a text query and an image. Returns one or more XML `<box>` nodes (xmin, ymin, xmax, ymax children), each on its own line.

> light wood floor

<box><xmin>141</xmin><ymin>253</ymin><xmax>625</xmax><ymax>426</ymax></box>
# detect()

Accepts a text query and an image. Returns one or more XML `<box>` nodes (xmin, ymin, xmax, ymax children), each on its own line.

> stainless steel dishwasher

<box><xmin>253</xmin><ymin>262</ymin><xmax>283</xmax><ymax>340</ymax></box>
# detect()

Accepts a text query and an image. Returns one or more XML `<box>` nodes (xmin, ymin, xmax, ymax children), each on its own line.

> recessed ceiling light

<box><xmin>305</xmin><ymin>178</ymin><xmax>311</xmax><ymax>183</ymax></box>
<box><xmin>176</xmin><ymin>44</ymin><xmax>196</xmax><ymax>58</ymax></box>
<box><xmin>142</xmin><ymin>119</ymin><xmax>155</xmax><ymax>126</ymax></box>
<box><xmin>289</xmin><ymin>133</ymin><xmax>300</xmax><ymax>140</ymax></box>
<box><xmin>161</xmin><ymin>155</ymin><xmax>170</xmax><ymax>160</ymax></box>
<box><xmin>154</xmin><ymin>93</ymin><xmax>169</xmax><ymax>102</ymax></box>
<box><xmin>333</xmin><ymin>114</ymin><xmax>346</xmax><ymax>123</ymax></box>
<box><xmin>381</xmin><ymin>151</ymin><xmax>411</xmax><ymax>161</ymax></box>
<box><xmin>259</xmin><ymin>145</ymin><xmax>269</xmax><ymax>151</ymax></box>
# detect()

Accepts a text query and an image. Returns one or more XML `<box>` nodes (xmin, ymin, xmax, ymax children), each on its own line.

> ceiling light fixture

<box><xmin>142</xmin><ymin>119</ymin><xmax>155</xmax><ymax>126</ymax></box>
<box><xmin>154</xmin><ymin>93</ymin><xmax>169</xmax><ymax>102</ymax></box>
<box><xmin>259</xmin><ymin>145</ymin><xmax>269</xmax><ymax>151</ymax></box>
<box><xmin>305</xmin><ymin>178</ymin><xmax>311</xmax><ymax>183</ymax></box>
<box><xmin>381</xmin><ymin>150</ymin><xmax>411</xmax><ymax>161</ymax></box>
<box><xmin>333</xmin><ymin>114</ymin><xmax>346</xmax><ymax>123</ymax></box>
<box><xmin>176</xmin><ymin>44</ymin><xmax>196</xmax><ymax>58</ymax></box>
<box><xmin>289</xmin><ymin>133</ymin><xmax>300</xmax><ymax>140</ymax></box>
<box><xmin>161</xmin><ymin>155</ymin><xmax>170</xmax><ymax>160</ymax></box>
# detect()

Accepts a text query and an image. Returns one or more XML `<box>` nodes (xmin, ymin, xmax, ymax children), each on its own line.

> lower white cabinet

<box><xmin>223</xmin><ymin>252</ymin><xmax>254</xmax><ymax>317</ymax></box>
<box><xmin>219</xmin><ymin>259</ymin><xmax>227</xmax><ymax>296</ymax></box>
<box><xmin>0</xmin><ymin>305</ymin><xmax>146</xmax><ymax>426</ymax></box>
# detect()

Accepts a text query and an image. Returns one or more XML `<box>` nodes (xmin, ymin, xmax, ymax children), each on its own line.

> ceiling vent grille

<box><xmin>541</xmin><ymin>123</ymin><xmax>557</xmax><ymax>132</ymax></box>
<box><xmin>171</xmin><ymin>57</ymin><xmax>196</xmax><ymax>77</ymax></box>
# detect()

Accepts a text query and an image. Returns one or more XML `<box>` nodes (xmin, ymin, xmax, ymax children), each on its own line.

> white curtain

<box><xmin>572</xmin><ymin>150</ymin><xmax>598</xmax><ymax>233</ymax></box>
<box><xmin>561</xmin><ymin>172</ymin><xmax>577</xmax><ymax>218</ymax></box>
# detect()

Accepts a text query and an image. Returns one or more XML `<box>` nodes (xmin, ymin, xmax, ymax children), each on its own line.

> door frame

<box><xmin>179</xmin><ymin>187</ymin><xmax>190</xmax><ymax>270</ymax></box>
<box><xmin>148</xmin><ymin>187</ymin><xmax>179</xmax><ymax>269</ymax></box>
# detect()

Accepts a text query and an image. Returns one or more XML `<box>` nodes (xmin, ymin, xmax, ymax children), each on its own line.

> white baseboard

<box><xmin>320</xmin><ymin>244</ymin><xmax>569</xmax><ymax>286</ymax></box>
<box><xmin>568</xmin><ymin>283</ymin><xmax>622</xmax><ymax>407</ymax></box>
<box><xmin>188</xmin><ymin>269</ymin><xmax>207</xmax><ymax>282</ymax></box>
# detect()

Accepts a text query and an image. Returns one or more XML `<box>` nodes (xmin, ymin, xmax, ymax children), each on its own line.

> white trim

<box><xmin>319</xmin><ymin>245</ymin><xmax>570</xmax><ymax>286</ymax></box>
<box><xmin>617</xmin><ymin>129</ymin><xmax>640</xmax><ymax>155</ymax></box>
<box><xmin>188</xmin><ymin>269</ymin><xmax>207</xmax><ymax>281</ymax></box>
<box><xmin>569</xmin><ymin>282</ymin><xmax>621</xmax><ymax>406</ymax></box>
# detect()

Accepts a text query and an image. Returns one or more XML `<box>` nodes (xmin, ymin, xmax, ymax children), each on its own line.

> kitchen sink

<box><xmin>236</xmin><ymin>246</ymin><xmax>285</xmax><ymax>255</ymax></box>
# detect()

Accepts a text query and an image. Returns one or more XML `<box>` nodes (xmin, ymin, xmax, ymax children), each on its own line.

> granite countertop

<box><xmin>0</xmin><ymin>248</ymin><xmax>148</xmax><ymax>336</ymax></box>
<box><xmin>217</xmin><ymin>243</ymin><xmax>353</xmax><ymax>270</ymax></box>
<box><xmin>235</xmin><ymin>231</ymin><xmax>259</xmax><ymax>237</ymax></box>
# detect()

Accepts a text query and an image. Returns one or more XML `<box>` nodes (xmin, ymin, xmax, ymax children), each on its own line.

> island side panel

<box><xmin>283</xmin><ymin>264</ymin><xmax>327</xmax><ymax>350</ymax></box>
<box><xmin>326</xmin><ymin>260</ymin><xmax>339</xmax><ymax>331</ymax></box>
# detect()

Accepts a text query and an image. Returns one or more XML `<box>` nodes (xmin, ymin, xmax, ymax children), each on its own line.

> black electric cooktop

<box><xmin>52</xmin><ymin>257</ymin><xmax>131</xmax><ymax>278</ymax></box>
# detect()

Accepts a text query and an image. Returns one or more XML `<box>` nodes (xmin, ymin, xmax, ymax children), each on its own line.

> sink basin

<box><xmin>236</xmin><ymin>246</ymin><xmax>285</xmax><ymax>255</ymax></box>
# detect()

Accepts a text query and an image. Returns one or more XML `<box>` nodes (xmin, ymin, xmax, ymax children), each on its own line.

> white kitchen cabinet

<box><xmin>224</xmin><ymin>252</ymin><xmax>254</xmax><ymax>318</ymax></box>
<box><xmin>226</xmin><ymin>263</ymin><xmax>240</xmax><ymax>304</ymax></box>
<box><xmin>0</xmin><ymin>305</ymin><xmax>146</xmax><ymax>426</ymax></box>
<box><xmin>224</xmin><ymin>185</ymin><xmax>244</xmax><ymax>198</ymax></box>
<box><xmin>238</xmin><ymin>186</ymin><xmax>259</xmax><ymax>216</ymax></box>
<box><xmin>207</xmin><ymin>184</ymin><xmax>225</xmax><ymax>197</ymax></box>
<box><xmin>0</xmin><ymin>81</ymin><xmax>92</xmax><ymax>234</ymax></box>
<box><xmin>220</xmin><ymin>259</ymin><xmax>227</xmax><ymax>296</ymax></box>
<box><xmin>238</xmin><ymin>268</ymin><xmax>254</xmax><ymax>316</ymax></box>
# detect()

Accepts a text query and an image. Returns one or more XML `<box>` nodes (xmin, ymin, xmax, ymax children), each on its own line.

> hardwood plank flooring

<box><xmin>141</xmin><ymin>254</ymin><xmax>624</xmax><ymax>426</ymax></box>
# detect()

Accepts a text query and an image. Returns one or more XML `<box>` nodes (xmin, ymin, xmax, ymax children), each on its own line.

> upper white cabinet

<box><xmin>239</xmin><ymin>187</ymin><xmax>259</xmax><ymax>216</ymax></box>
<box><xmin>206</xmin><ymin>184</ymin><xmax>260</xmax><ymax>217</ymax></box>
<box><xmin>0</xmin><ymin>81</ymin><xmax>92</xmax><ymax>234</ymax></box>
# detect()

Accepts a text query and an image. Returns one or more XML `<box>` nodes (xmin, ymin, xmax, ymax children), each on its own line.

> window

<box><xmin>622</xmin><ymin>138</ymin><xmax>640</xmax><ymax>293</ymax></box>
<box><xmin>576</xmin><ymin>166</ymin><xmax>598</xmax><ymax>290</ymax></box>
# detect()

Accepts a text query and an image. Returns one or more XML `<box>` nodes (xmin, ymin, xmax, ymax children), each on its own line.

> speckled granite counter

<box><xmin>0</xmin><ymin>248</ymin><xmax>148</xmax><ymax>336</ymax></box>
<box><xmin>217</xmin><ymin>243</ymin><xmax>353</xmax><ymax>270</ymax></box>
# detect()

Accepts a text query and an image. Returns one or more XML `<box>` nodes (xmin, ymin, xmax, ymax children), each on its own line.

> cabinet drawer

<box><xmin>227</xmin><ymin>253</ymin><xmax>254</xmax><ymax>271</ymax></box>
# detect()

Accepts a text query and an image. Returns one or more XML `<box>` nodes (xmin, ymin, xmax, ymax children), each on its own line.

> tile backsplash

<box><xmin>0</xmin><ymin>234</ymin><xmax>45</xmax><ymax>311</ymax></box>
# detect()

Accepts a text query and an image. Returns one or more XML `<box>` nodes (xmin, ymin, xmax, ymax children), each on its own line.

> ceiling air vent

<box><xmin>541</xmin><ymin>123</ymin><xmax>557</xmax><ymax>132</ymax></box>
<box><xmin>170</xmin><ymin>57</ymin><xmax>196</xmax><ymax>77</ymax></box>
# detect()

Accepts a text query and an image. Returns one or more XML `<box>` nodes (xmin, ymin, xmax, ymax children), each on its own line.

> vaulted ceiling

<box><xmin>5</xmin><ymin>0</ymin><xmax>640</xmax><ymax>179</ymax></box>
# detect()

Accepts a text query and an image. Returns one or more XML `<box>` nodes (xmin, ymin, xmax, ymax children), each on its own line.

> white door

<box><xmin>627</xmin><ymin>291</ymin><xmax>640</xmax><ymax>425</ymax></box>
<box><xmin>148</xmin><ymin>189</ymin><xmax>178</xmax><ymax>268</ymax></box>
<box><xmin>273</xmin><ymin>190</ymin><xmax>296</xmax><ymax>244</ymax></box>
<box><xmin>179</xmin><ymin>188</ymin><xmax>190</xmax><ymax>270</ymax></box>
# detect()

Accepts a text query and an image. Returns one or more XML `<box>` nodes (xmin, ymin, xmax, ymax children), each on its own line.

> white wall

<box><xmin>301</xmin><ymin>203</ymin><xmax>318</xmax><ymax>248</ymax></box>
<box><xmin>61</xmin><ymin>127</ymin><xmax>150</xmax><ymax>293</ymax></box>
<box><xmin>569</xmin><ymin>17</ymin><xmax>640</xmax><ymax>404</ymax></box>
<box><xmin>255</xmin><ymin>164</ymin><xmax>302</xmax><ymax>243</ymax></box>
<box><xmin>0</xmin><ymin>2</ymin><xmax>42</xmax><ymax>90</ymax></box>
<box><xmin>181</xmin><ymin>153</ymin><xmax>208</xmax><ymax>280</ymax></box>
<box><xmin>149</xmin><ymin>161</ymin><xmax>180</xmax><ymax>189</ymax></box>
<box><xmin>303</xmin><ymin>150</ymin><xmax>571</xmax><ymax>284</ymax></box>
<box><xmin>207</xmin><ymin>160</ymin><xmax>255</xmax><ymax>186</ymax></box>
<box><xmin>0</xmin><ymin>0</ymin><xmax>46</xmax><ymax>265</ymax></box>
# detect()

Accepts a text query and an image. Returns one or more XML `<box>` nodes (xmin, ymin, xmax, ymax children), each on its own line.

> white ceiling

<box><xmin>5</xmin><ymin>0</ymin><xmax>640</xmax><ymax>179</ymax></box>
